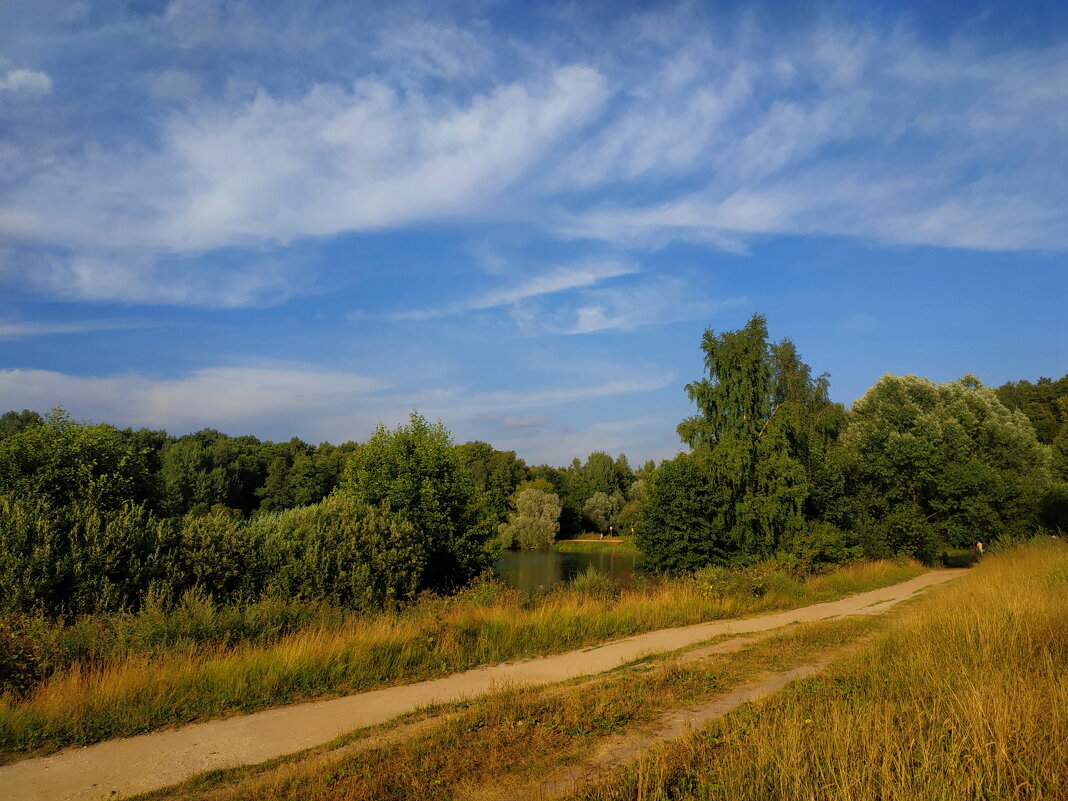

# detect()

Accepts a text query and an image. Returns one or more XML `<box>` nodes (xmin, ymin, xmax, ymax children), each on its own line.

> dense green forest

<box><xmin>1</xmin><ymin>314</ymin><xmax>1065</xmax><ymax>619</ymax></box>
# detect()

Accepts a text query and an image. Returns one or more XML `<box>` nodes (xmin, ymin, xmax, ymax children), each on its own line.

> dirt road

<box><xmin>0</xmin><ymin>569</ymin><xmax>961</xmax><ymax>801</ymax></box>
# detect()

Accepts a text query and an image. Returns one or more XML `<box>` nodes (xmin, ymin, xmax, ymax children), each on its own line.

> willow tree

<box><xmin>639</xmin><ymin>315</ymin><xmax>840</xmax><ymax>570</ymax></box>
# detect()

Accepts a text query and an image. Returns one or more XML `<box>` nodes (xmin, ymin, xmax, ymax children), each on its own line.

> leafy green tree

<box><xmin>678</xmin><ymin>316</ymin><xmax>809</xmax><ymax>553</ymax></box>
<box><xmin>996</xmin><ymin>374</ymin><xmax>1068</xmax><ymax>444</ymax></box>
<box><xmin>0</xmin><ymin>408</ymin><xmax>154</xmax><ymax>511</ymax></box>
<box><xmin>582</xmin><ymin>490</ymin><xmax>624</xmax><ymax>533</ymax></box>
<box><xmin>640</xmin><ymin>315</ymin><xmax>842</xmax><ymax>571</ymax></box>
<box><xmin>455</xmin><ymin>441</ymin><xmax>528</xmax><ymax>524</ymax></box>
<box><xmin>160</xmin><ymin>430</ymin><xmax>271</xmax><ymax>516</ymax></box>
<box><xmin>636</xmin><ymin>452</ymin><xmax>726</xmax><ymax>572</ymax></box>
<box><xmin>342</xmin><ymin>412</ymin><xmax>493</xmax><ymax>591</ymax></box>
<box><xmin>498</xmin><ymin>486</ymin><xmax>562</xmax><ymax>549</ymax></box>
<box><xmin>0</xmin><ymin>409</ymin><xmax>43</xmax><ymax>440</ymax></box>
<box><xmin>160</xmin><ymin>434</ymin><xmax>233</xmax><ymax>515</ymax></box>
<box><xmin>528</xmin><ymin>464</ymin><xmax>584</xmax><ymax>537</ymax></box>
<box><xmin>835</xmin><ymin>374</ymin><xmax>1054</xmax><ymax>559</ymax></box>
<box><xmin>580</xmin><ymin>452</ymin><xmax>628</xmax><ymax>499</ymax></box>
<box><xmin>617</xmin><ymin>478</ymin><xmax>648</xmax><ymax>532</ymax></box>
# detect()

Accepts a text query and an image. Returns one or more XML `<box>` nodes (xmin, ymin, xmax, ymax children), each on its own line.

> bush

<box><xmin>0</xmin><ymin>494</ymin><xmax>180</xmax><ymax>617</ymax></box>
<box><xmin>252</xmin><ymin>494</ymin><xmax>428</xmax><ymax>609</ymax></box>
<box><xmin>780</xmin><ymin>522</ymin><xmax>863</xmax><ymax>573</ymax></box>
<box><xmin>342</xmin><ymin>413</ymin><xmax>493</xmax><ymax>592</ymax></box>
<box><xmin>569</xmin><ymin>566</ymin><xmax>620</xmax><ymax>600</ymax></box>
<box><xmin>0</xmin><ymin>621</ymin><xmax>42</xmax><ymax>698</ymax></box>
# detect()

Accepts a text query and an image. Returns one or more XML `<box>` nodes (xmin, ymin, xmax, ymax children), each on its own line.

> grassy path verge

<box><xmin>0</xmin><ymin>561</ymin><xmax>921</xmax><ymax>760</ymax></box>
<box><xmin>139</xmin><ymin>619</ymin><xmax>885</xmax><ymax>801</ymax></box>
<box><xmin>0</xmin><ymin>570</ymin><xmax>956</xmax><ymax>801</ymax></box>
<box><xmin>567</xmin><ymin>540</ymin><xmax>1068</xmax><ymax>801</ymax></box>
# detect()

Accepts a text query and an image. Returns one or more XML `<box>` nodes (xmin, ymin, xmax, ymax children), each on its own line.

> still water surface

<box><xmin>492</xmin><ymin>547</ymin><xmax>639</xmax><ymax>591</ymax></box>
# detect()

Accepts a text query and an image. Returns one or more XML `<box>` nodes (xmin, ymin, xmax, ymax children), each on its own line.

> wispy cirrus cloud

<box><xmin>388</xmin><ymin>260</ymin><xmax>637</xmax><ymax>321</ymax></box>
<box><xmin>551</xmin><ymin>20</ymin><xmax>1068</xmax><ymax>252</ymax></box>
<box><xmin>1</xmin><ymin>2</ymin><xmax>1065</xmax><ymax>313</ymax></box>
<box><xmin>2</xmin><ymin>65</ymin><xmax>608</xmax><ymax>253</ymax></box>
<box><xmin>565</xmin><ymin>280</ymin><xmax>747</xmax><ymax>335</ymax></box>
<box><xmin>0</xmin><ymin>318</ymin><xmax>151</xmax><ymax>339</ymax></box>
<box><xmin>19</xmin><ymin>251</ymin><xmax>308</xmax><ymax>308</ymax></box>
<box><xmin>503</xmin><ymin>275</ymin><xmax>748</xmax><ymax>336</ymax></box>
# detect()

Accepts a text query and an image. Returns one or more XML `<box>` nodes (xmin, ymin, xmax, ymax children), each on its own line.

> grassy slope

<box><xmin>0</xmin><ymin>560</ymin><xmax>921</xmax><ymax>759</ymax></box>
<box><xmin>573</xmin><ymin>540</ymin><xmax>1068</xmax><ymax>801</ymax></box>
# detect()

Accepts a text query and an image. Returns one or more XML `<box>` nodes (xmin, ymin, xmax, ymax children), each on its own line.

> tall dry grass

<box><xmin>0</xmin><ymin>559</ymin><xmax>921</xmax><ymax>759</ymax></box>
<box><xmin>576</xmin><ymin>540</ymin><xmax>1068</xmax><ymax>800</ymax></box>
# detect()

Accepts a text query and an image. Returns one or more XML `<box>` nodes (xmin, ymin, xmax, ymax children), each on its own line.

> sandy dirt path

<box><xmin>0</xmin><ymin>569</ymin><xmax>961</xmax><ymax>801</ymax></box>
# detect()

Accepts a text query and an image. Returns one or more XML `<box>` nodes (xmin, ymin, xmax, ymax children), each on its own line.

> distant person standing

<box><xmin>975</xmin><ymin>541</ymin><xmax>984</xmax><ymax>558</ymax></box>
<box><xmin>608</xmin><ymin>524</ymin><xmax>615</xmax><ymax>538</ymax></box>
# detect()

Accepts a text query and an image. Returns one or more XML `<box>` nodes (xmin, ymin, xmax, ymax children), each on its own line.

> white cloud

<box><xmin>2</xmin><ymin>8</ymin><xmax>1066</xmax><ymax>311</ymax></box>
<box><xmin>0</xmin><ymin>361</ymin><xmax>676</xmax><ymax>462</ymax></box>
<box><xmin>0</xmin><ymin>364</ymin><xmax>388</xmax><ymax>436</ymax></box>
<box><xmin>390</xmin><ymin>260</ymin><xmax>637</xmax><ymax>321</ymax></box>
<box><xmin>3</xmin><ymin>65</ymin><xmax>608</xmax><ymax>253</ymax></box>
<box><xmin>0</xmin><ymin>69</ymin><xmax>52</xmax><ymax>94</ymax></box>
<box><xmin>375</xmin><ymin>20</ymin><xmax>494</xmax><ymax>81</ymax></box>
<box><xmin>506</xmin><ymin>275</ymin><xmax>748</xmax><ymax>335</ymax></box>
<box><xmin>473</xmin><ymin>373</ymin><xmax>675</xmax><ymax>410</ymax></box>
<box><xmin>0</xmin><ymin>318</ymin><xmax>151</xmax><ymax>339</ymax></box>
<box><xmin>549</xmin><ymin>23</ymin><xmax>1068</xmax><ymax>253</ymax></box>
<box><xmin>21</xmin><ymin>252</ymin><xmax>303</xmax><ymax>308</ymax></box>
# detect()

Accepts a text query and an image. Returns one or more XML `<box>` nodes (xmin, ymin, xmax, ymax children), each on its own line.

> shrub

<box><xmin>569</xmin><ymin>566</ymin><xmax>620</xmax><ymax>600</ymax></box>
<box><xmin>0</xmin><ymin>621</ymin><xmax>42</xmax><ymax>698</ymax></box>
<box><xmin>342</xmin><ymin>413</ymin><xmax>493</xmax><ymax>592</ymax></box>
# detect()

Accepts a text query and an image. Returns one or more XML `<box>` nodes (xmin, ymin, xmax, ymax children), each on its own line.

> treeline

<box><xmin>0</xmin><ymin>411</ymin><xmax>356</xmax><ymax>518</ymax></box>
<box><xmin>636</xmin><ymin>316</ymin><xmax>1067</xmax><ymax>572</ymax></box>
<box><xmin>1</xmin><ymin>314</ymin><xmax>1065</xmax><ymax>619</ymax></box>
<box><xmin>0</xmin><ymin>408</ymin><xmax>646</xmax><ymax>617</ymax></box>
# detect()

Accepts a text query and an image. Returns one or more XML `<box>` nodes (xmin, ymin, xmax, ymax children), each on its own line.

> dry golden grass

<box><xmin>572</xmin><ymin>540</ymin><xmax>1068</xmax><ymax>801</ymax></box>
<box><xmin>0</xmin><ymin>559</ymin><xmax>921</xmax><ymax>759</ymax></box>
<box><xmin>134</xmin><ymin>616</ymin><xmax>882</xmax><ymax>801</ymax></box>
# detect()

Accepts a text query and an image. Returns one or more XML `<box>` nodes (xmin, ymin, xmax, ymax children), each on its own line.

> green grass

<box><xmin>0</xmin><ymin>559</ymin><xmax>923</xmax><ymax>761</ymax></box>
<box><xmin>554</xmin><ymin>539</ymin><xmax>639</xmax><ymax>555</ymax></box>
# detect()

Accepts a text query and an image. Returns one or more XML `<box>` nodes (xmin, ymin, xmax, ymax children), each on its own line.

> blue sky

<box><xmin>1</xmin><ymin>0</ymin><xmax>1065</xmax><ymax>465</ymax></box>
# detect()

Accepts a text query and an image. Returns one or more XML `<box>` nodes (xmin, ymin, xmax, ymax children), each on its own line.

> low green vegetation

<box><xmin>570</xmin><ymin>540</ymin><xmax>1068</xmax><ymax>801</ymax></box>
<box><xmin>554</xmin><ymin>539</ymin><xmax>639</xmax><ymax>555</ymax></box>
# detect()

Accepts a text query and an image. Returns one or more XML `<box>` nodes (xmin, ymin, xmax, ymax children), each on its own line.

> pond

<box><xmin>492</xmin><ymin>547</ymin><xmax>639</xmax><ymax>591</ymax></box>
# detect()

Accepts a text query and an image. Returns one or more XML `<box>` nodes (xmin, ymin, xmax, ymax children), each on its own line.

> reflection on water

<box><xmin>492</xmin><ymin>547</ymin><xmax>638</xmax><ymax>591</ymax></box>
